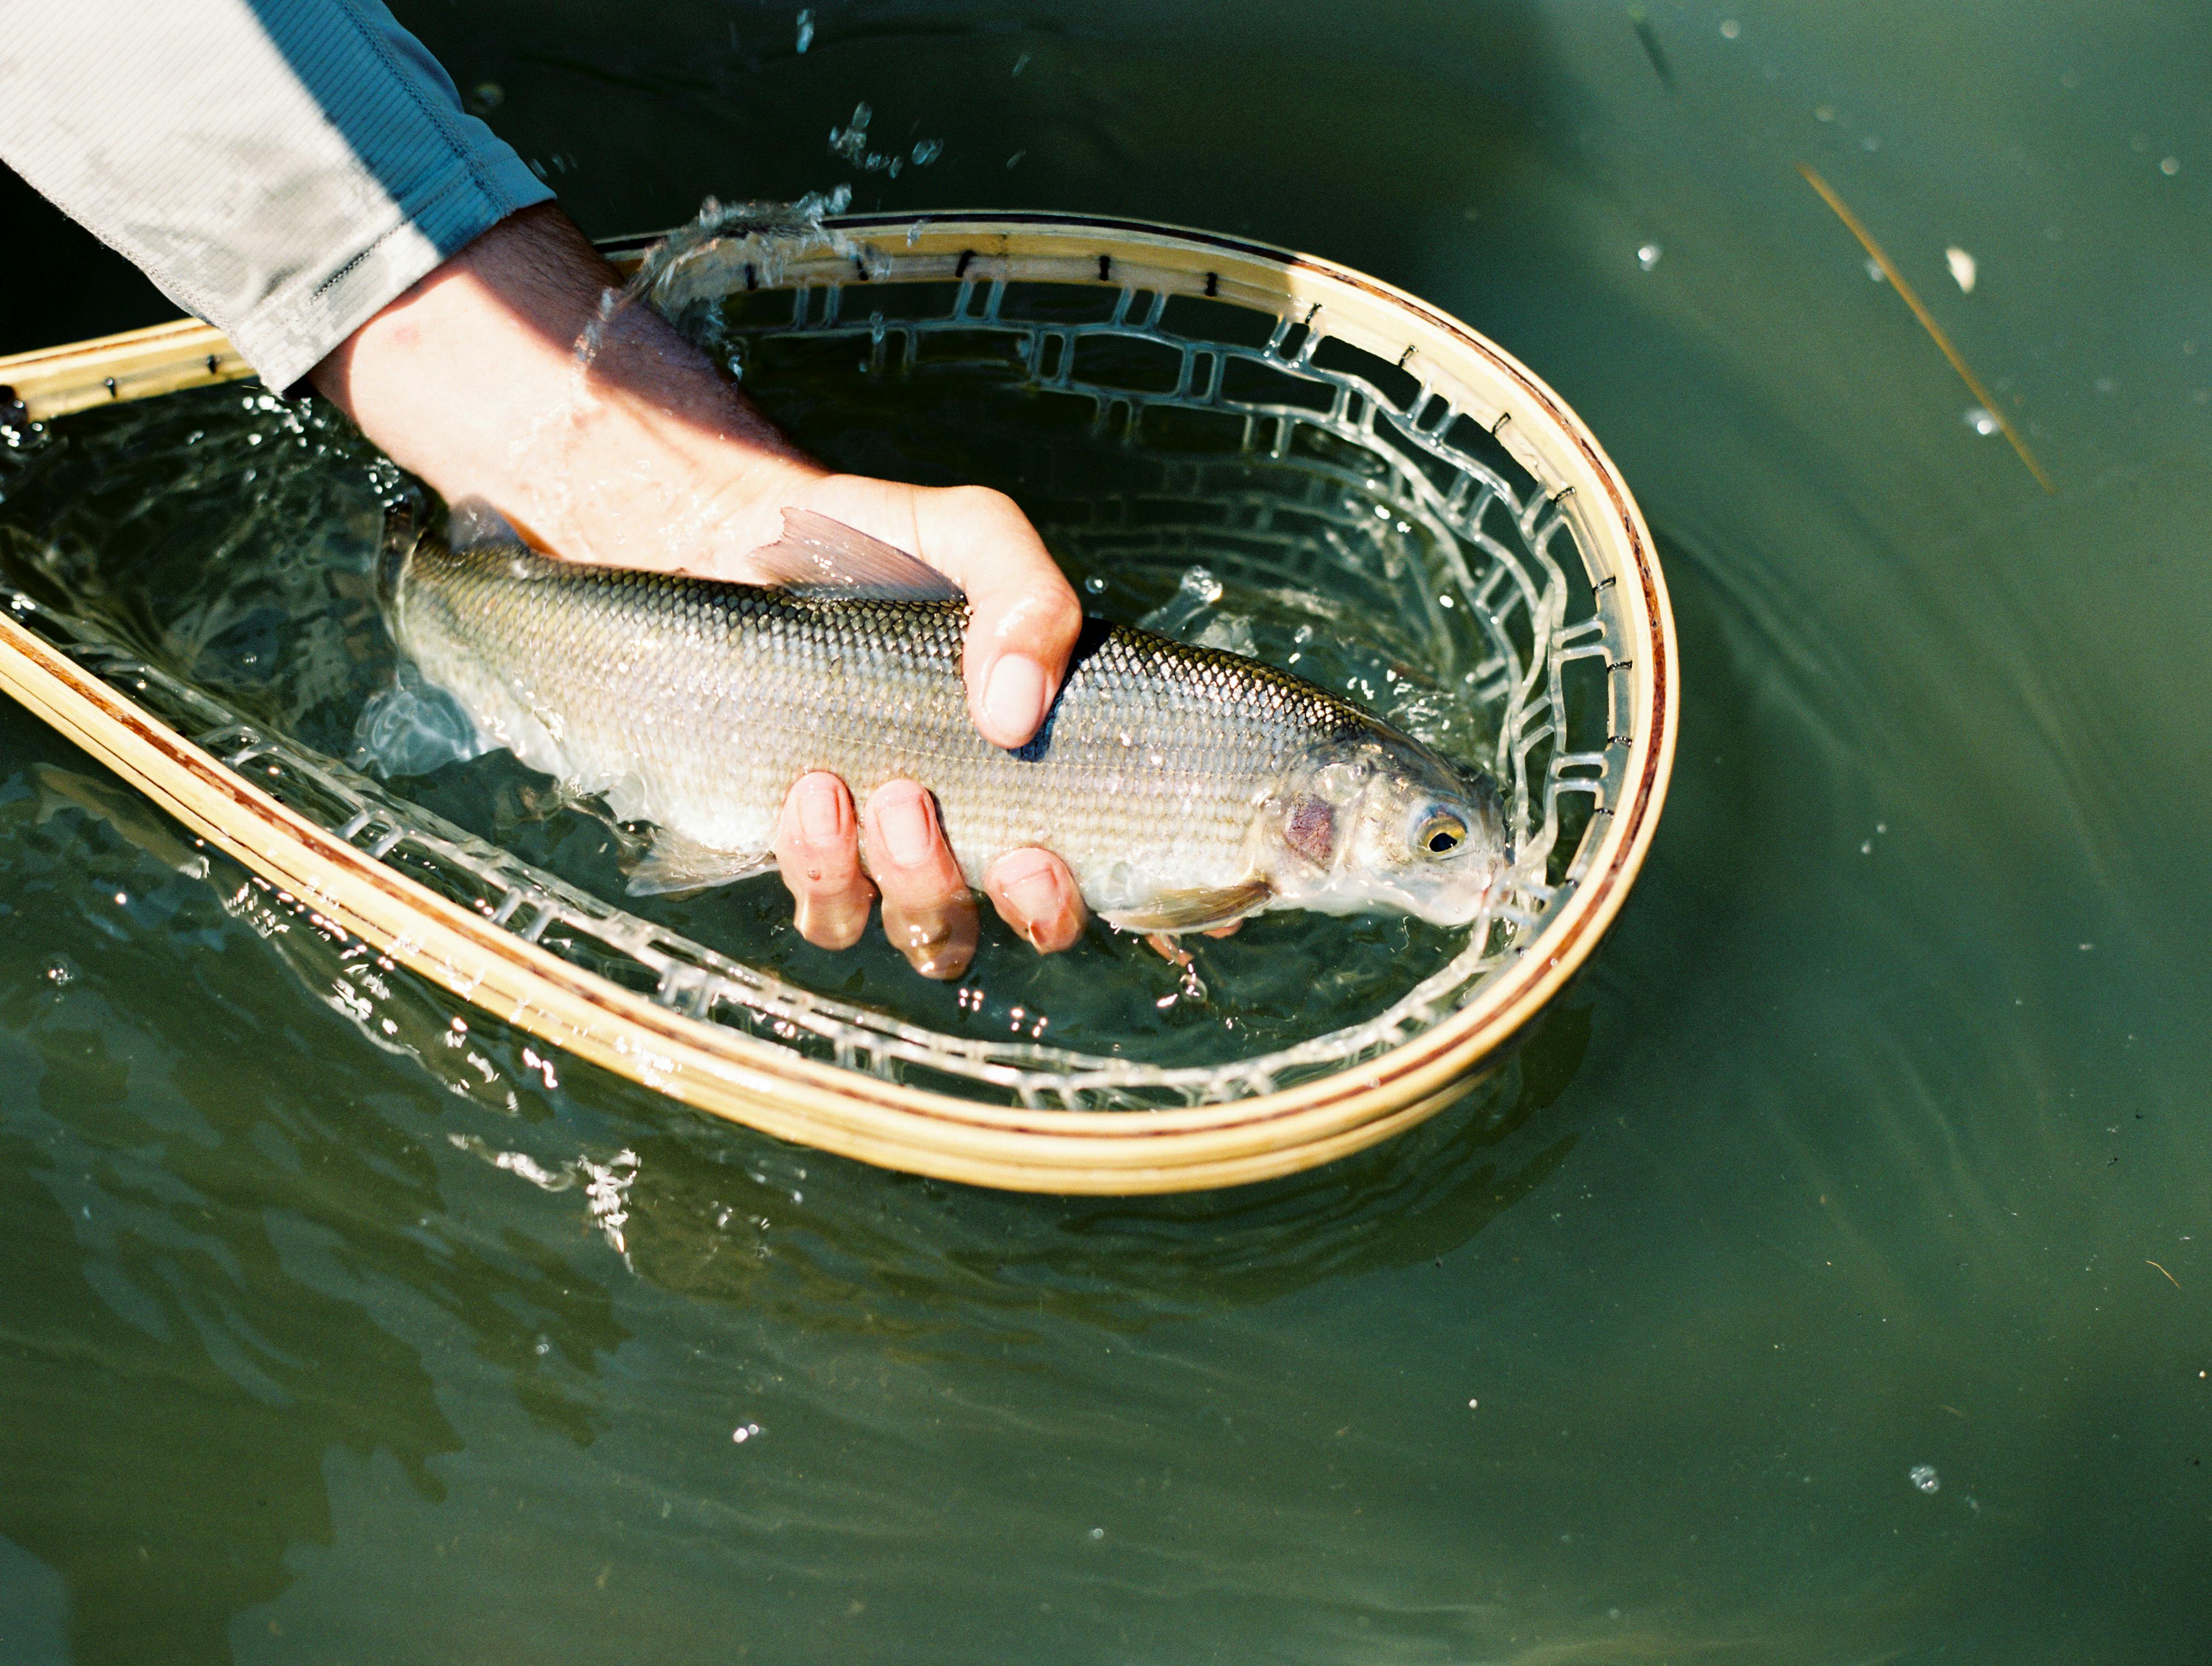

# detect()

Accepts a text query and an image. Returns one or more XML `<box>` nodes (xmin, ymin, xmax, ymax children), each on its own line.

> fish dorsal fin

<box><xmin>1104</xmin><ymin>879</ymin><xmax>1273</xmax><ymax>934</ymax></box>
<box><xmin>447</xmin><ymin>496</ymin><xmax>527</xmax><ymax>552</ymax></box>
<box><xmin>748</xmin><ymin>508</ymin><xmax>965</xmax><ymax>602</ymax></box>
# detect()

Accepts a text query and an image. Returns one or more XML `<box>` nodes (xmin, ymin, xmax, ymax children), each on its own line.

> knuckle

<box><xmin>943</xmin><ymin>483</ymin><xmax>1018</xmax><ymax>523</ymax></box>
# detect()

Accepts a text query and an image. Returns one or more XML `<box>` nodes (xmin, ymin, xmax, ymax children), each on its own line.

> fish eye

<box><xmin>1418</xmin><ymin>810</ymin><xmax>1468</xmax><ymax>856</ymax></box>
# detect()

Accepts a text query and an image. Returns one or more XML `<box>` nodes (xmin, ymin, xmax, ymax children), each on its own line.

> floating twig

<box><xmin>2148</xmin><ymin>1259</ymin><xmax>2182</xmax><ymax>1290</ymax></box>
<box><xmin>1798</xmin><ymin>162</ymin><xmax>2055</xmax><ymax>494</ymax></box>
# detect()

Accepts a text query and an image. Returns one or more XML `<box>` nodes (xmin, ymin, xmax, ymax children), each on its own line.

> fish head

<box><xmin>1261</xmin><ymin>724</ymin><xmax>1508</xmax><ymax>927</ymax></box>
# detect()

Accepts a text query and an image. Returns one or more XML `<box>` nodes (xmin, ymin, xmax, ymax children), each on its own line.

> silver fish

<box><xmin>366</xmin><ymin>504</ymin><xmax>1507</xmax><ymax>934</ymax></box>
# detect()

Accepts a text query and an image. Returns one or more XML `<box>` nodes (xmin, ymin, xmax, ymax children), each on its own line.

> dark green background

<box><xmin>3</xmin><ymin>2</ymin><xmax>2207</xmax><ymax>1661</ymax></box>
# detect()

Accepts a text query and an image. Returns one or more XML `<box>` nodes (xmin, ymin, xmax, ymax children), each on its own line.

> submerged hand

<box><xmin>750</xmin><ymin>478</ymin><xmax>1089</xmax><ymax>978</ymax></box>
<box><xmin>773</xmin><ymin>775</ymin><xmax>1087</xmax><ymax>979</ymax></box>
<box><xmin>309</xmin><ymin>203</ymin><xmax>1085</xmax><ymax>976</ymax></box>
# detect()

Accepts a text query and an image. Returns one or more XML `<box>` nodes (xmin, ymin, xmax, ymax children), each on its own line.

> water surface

<box><xmin>3</xmin><ymin>2</ymin><xmax>2209</xmax><ymax>1661</ymax></box>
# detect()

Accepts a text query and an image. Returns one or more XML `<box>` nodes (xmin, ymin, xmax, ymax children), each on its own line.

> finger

<box><xmin>862</xmin><ymin>780</ymin><xmax>978</xmax><ymax>979</ymax></box>
<box><xmin>771</xmin><ymin>772</ymin><xmax>874</xmax><ymax>950</ymax></box>
<box><xmin>916</xmin><ymin>488</ymin><xmax>1081</xmax><ymax>751</ymax></box>
<box><xmin>786</xmin><ymin>477</ymin><xmax>1082</xmax><ymax>751</ymax></box>
<box><xmin>984</xmin><ymin>847</ymin><xmax>1088</xmax><ymax>953</ymax></box>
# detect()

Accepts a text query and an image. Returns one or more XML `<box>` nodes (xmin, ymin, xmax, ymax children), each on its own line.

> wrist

<box><xmin>309</xmin><ymin>204</ymin><xmax>820</xmax><ymax>571</ymax></box>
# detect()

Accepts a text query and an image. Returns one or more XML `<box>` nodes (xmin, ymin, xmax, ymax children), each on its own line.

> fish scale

<box><xmin>380</xmin><ymin>525</ymin><xmax>1504</xmax><ymax>930</ymax></box>
<box><xmin>391</xmin><ymin>540</ymin><xmax>1350</xmax><ymax>905</ymax></box>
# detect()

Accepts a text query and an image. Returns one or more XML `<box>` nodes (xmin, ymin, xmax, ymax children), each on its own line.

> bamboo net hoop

<box><xmin>0</xmin><ymin>213</ymin><xmax>1676</xmax><ymax>1192</ymax></box>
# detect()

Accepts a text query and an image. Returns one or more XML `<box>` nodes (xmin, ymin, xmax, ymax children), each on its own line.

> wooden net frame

<box><xmin>0</xmin><ymin>213</ymin><xmax>1676</xmax><ymax>1192</ymax></box>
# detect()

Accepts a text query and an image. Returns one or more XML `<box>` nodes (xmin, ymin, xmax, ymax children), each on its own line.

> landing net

<box><xmin>2</xmin><ymin>211</ymin><xmax>1647</xmax><ymax>1112</ymax></box>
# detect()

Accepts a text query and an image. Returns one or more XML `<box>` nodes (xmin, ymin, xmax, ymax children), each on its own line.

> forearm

<box><xmin>306</xmin><ymin>204</ymin><xmax>820</xmax><ymax>569</ymax></box>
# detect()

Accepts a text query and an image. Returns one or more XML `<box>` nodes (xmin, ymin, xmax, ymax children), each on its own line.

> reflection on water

<box><xmin>0</xmin><ymin>744</ymin><xmax>628</xmax><ymax>1659</ymax></box>
<box><xmin>0</xmin><ymin>725</ymin><xmax>1587</xmax><ymax>1662</ymax></box>
<box><xmin>4</xmin><ymin>0</ymin><xmax>2212</xmax><ymax>1659</ymax></box>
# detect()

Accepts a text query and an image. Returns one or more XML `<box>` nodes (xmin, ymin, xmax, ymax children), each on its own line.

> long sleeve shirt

<box><xmin>0</xmin><ymin>0</ymin><xmax>552</xmax><ymax>390</ymax></box>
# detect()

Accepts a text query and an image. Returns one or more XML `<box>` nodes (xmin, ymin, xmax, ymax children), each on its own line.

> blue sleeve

<box><xmin>0</xmin><ymin>0</ymin><xmax>555</xmax><ymax>389</ymax></box>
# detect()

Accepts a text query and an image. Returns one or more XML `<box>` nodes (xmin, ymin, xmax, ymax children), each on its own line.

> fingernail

<box><xmin>878</xmin><ymin>793</ymin><xmax>934</xmax><ymax>867</ymax></box>
<box><xmin>796</xmin><ymin>775</ymin><xmax>844</xmax><ymax>844</ymax></box>
<box><xmin>1002</xmin><ymin>862</ymin><xmax>1063</xmax><ymax>931</ymax></box>
<box><xmin>982</xmin><ymin>655</ymin><xmax>1051</xmax><ymax>747</ymax></box>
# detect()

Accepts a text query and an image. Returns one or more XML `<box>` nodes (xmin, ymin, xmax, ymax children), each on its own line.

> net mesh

<box><xmin>2</xmin><ymin>218</ymin><xmax>1640</xmax><ymax>1110</ymax></box>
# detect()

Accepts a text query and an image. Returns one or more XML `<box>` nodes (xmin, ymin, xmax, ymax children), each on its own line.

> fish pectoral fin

<box><xmin>747</xmin><ymin>508</ymin><xmax>966</xmax><ymax>603</ymax></box>
<box><xmin>445</xmin><ymin>495</ymin><xmax>528</xmax><ymax>552</ymax></box>
<box><xmin>1104</xmin><ymin>880</ymin><xmax>1272</xmax><ymax>934</ymax></box>
<box><xmin>350</xmin><ymin>666</ymin><xmax>487</xmax><ymax>778</ymax></box>
<box><xmin>624</xmin><ymin>827</ymin><xmax>776</xmax><ymax>897</ymax></box>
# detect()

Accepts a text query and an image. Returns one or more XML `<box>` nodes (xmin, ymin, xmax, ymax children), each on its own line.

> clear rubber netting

<box><xmin>1</xmin><ymin>212</ymin><xmax>1636</xmax><ymax>1110</ymax></box>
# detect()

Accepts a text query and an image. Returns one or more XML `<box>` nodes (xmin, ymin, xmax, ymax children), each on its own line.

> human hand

<box><xmin>748</xmin><ymin>474</ymin><xmax>1091</xmax><ymax>979</ymax></box>
<box><xmin>309</xmin><ymin>204</ymin><xmax>1086</xmax><ymax>976</ymax></box>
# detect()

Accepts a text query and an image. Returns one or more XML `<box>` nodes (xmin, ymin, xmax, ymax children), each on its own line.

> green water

<box><xmin>3</xmin><ymin>1</ymin><xmax>2209</xmax><ymax>1660</ymax></box>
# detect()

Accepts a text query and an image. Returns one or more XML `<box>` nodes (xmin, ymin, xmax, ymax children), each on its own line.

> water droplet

<box><xmin>733</xmin><ymin>1422</ymin><xmax>762</xmax><ymax>1443</ymax></box>
<box><xmin>1815</xmin><ymin>104</ymin><xmax>1835</xmax><ymax>122</ymax></box>
<box><xmin>1636</xmin><ymin>242</ymin><xmax>1663</xmax><ymax>271</ymax></box>
<box><xmin>828</xmin><ymin>102</ymin><xmax>872</xmax><ymax>162</ymax></box>
<box><xmin>794</xmin><ymin>8</ymin><xmax>814</xmax><ymax>51</ymax></box>
<box><xmin>1945</xmin><ymin>247</ymin><xmax>1976</xmax><ymax>293</ymax></box>
<box><xmin>1865</xmin><ymin>258</ymin><xmax>1887</xmax><ymax>283</ymax></box>
<box><xmin>1910</xmin><ymin>1464</ymin><xmax>1940</xmax><ymax>1493</ymax></box>
<box><xmin>1084</xmin><ymin>574</ymin><xmax>1107</xmax><ymax>594</ymax></box>
<box><xmin>2162</xmin><ymin>156</ymin><xmax>2181</xmax><ymax>176</ymax></box>
<box><xmin>911</xmin><ymin>138</ymin><xmax>943</xmax><ymax>166</ymax></box>
<box><xmin>1719</xmin><ymin>18</ymin><xmax>1741</xmax><ymax>38</ymax></box>
<box><xmin>1088</xmin><ymin>1527</ymin><xmax>1105</xmax><ymax>1540</ymax></box>
<box><xmin>1965</xmin><ymin>407</ymin><xmax>2000</xmax><ymax>436</ymax></box>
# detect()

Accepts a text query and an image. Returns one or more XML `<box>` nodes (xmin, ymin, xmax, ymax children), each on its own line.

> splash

<box><xmin>492</xmin><ymin>191</ymin><xmax>863</xmax><ymax>577</ymax></box>
<box><xmin>826</xmin><ymin>103</ymin><xmax>944</xmax><ymax>177</ymax></box>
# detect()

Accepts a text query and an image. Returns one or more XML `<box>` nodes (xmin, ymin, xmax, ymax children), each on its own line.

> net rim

<box><xmin>0</xmin><ymin>212</ymin><xmax>1678</xmax><ymax>1192</ymax></box>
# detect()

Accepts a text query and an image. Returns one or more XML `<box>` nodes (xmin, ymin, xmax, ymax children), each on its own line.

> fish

<box><xmin>361</xmin><ymin>500</ymin><xmax>1509</xmax><ymax>937</ymax></box>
